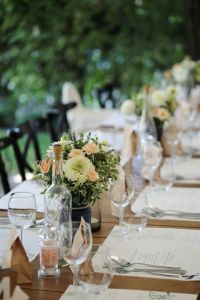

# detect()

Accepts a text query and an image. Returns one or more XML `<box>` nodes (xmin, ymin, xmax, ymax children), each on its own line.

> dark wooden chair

<box><xmin>0</xmin><ymin>136</ymin><xmax>14</xmax><ymax>194</ymax></box>
<box><xmin>46</xmin><ymin>102</ymin><xmax>77</xmax><ymax>141</ymax></box>
<box><xmin>7</xmin><ymin>118</ymin><xmax>43</xmax><ymax>181</ymax></box>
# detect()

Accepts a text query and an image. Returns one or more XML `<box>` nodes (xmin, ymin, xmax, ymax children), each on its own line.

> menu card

<box><xmin>161</xmin><ymin>158</ymin><xmax>200</xmax><ymax>183</ymax></box>
<box><xmin>0</xmin><ymin>180</ymin><xmax>44</xmax><ymax>212</ymax></box>
<box><xmin>132</xmin><ymin>187</ymin><xmax>200</xmax><ymax>221</ymax></box>
<box><xmin>101</xmin><ymin>227</ymin><xmax>200</xmax><ymax>281</ymax></box>
<box><xmin>59</xmin><ymin>285</ymin><xmax>196</xmax><ymax>300</ymax></box>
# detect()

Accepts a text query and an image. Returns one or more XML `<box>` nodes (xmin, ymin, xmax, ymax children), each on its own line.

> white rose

<box><xmin>182</xmin><ymin>58</ymin><xmax>196</xmax><ymax>70</ymax></box>
<box><xmin>172</xmin><ymin>65</ymin><xmax>189</xmax><ymax>84</ymax></box>
<box><xmin>150</xmin><ymin>90</ymin><xmax>166</xmax><ymax>107</ymax></box>
<box><xmin>120</xmin><ymin>99</ymin><xmax>135</xmax><ymax>115</ymax></box>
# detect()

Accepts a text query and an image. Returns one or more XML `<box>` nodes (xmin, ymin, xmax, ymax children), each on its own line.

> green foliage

<box><xmin>0</xmin><ymin>0</ymin><xmax>185</xmax><ymax>125</ymax></box>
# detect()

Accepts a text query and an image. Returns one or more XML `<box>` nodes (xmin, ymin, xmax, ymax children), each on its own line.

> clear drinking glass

<box><xmin>110</xmin><ymin>174</ymin><xmax>134</xmax><ymax>233</ymax></box>
<box><xmin>178</xmin><ymin>130</ymin><xmax>193</xmax><ymax>159</ymax></box>
<box><xmin>8</xmin><ymin>192</ymin><xmax>37</xmax><ymax>243</ymax></box>
<box><xmin>79</xmin><ymin>244</ymin><xmax>113</xmax><ymax>295</ymax></box>
<box><xmin>125</xmin><ymin>190</ymin><xmax>148</xmax><ymax>232</ymax></box>
<box><xmin>141</xmin><ymin>135</ymin><xmax>163</xmax><ymax>187</ymax></box>
<box><xmin>154</xmin><ymin>158</ymin><xmax>176</xmax><ymax>191</ymax></box>
<box><xmin>59</xmin><ymin>221</ymin><xmax>92</xmax><ymax>292</ymax></box>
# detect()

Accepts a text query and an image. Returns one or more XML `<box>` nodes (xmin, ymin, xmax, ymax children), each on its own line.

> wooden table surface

<box><xmin>1</xmin><ymin>159</ymin><xmax>200</xmax><ymax>299</ymax></box>
<box><xmin>18</xmin><ymin>173</ymin><xmax>200</xmax><ymax>300</ymax></box>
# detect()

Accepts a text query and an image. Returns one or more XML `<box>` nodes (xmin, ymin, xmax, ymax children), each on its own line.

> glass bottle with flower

<box><xmin>34</xmin><ymin>132</ymin><xmax>120</xmax><ymax>225</ymax></box>
<box><xmin>149</xmin><ymin>85</ymin><xmax>177</xmax><ymax>141</ymax></box>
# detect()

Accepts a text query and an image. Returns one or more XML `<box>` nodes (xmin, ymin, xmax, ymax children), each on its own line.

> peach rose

<box><xmin>40</xmin><ymin>159</ymin><xmax>52</xmax><ymax>174</ymax></box>
<box><xmin>68</xmin><ymin>149</ymin><xmax>84</xmax><ymax>158</ymax></box>
<box><xmin>87</xmin><ymin>168</ymin><xmax>99</xmax><ymax>182</ymax></box>
<box><xmin>152</xmin><ymin>107</ymin><xmax>170</xmax><ymax>121</ymax></box>
<box><xmin>83</xmin><ymin>143</ymin><xmax>99</xmax><ymax>155</ymax></box>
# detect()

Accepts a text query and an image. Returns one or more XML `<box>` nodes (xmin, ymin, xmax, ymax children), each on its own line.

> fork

<box><xmin>148</xmin><ymin>206</ymin><xmax>200</xmax><ymax>219</ymax></box>
<box><xmin>114</xmin><ymin>267</ymin><xmax>186</xmax><ymax>277</ymax></box>
<box><xmin>176</xmin><ymin>175</ymin><xmax>200</xmax><ymax>181</ymax></box>
<box><xmin>109</xmin><ymin>255</ymin><xmax>182</xmax><ymax>270</ymax></box>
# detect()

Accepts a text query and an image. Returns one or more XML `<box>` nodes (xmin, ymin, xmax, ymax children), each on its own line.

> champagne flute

<box><xmin>110</xmin><ymin>174</ymin><xmax>134</xmax><ymax>233</ymax></box>
<box><xmin>59</xmin><ymin>221</ymin><xmax>92</xmax><ymax>292</ymax></box>
<box><xmin>8</xmin><ymin>192</ymin><xmax>37</xmax><ymax>243</ymax></box>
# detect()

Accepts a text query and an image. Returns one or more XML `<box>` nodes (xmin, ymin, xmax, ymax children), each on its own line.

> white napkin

<box><xmin>121</xmin><ymin>125</ymin><xmax>138</xmax><ymax>164</ymax></box>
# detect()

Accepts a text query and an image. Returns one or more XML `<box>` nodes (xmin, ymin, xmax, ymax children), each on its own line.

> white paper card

<box><xmin>132</xmin><ymin>187</ymin><xmax>200</xmax><ymax>221</ymax></box>
<box><xmin>59</xmin><ymin>285</ymin><xmax>196</xmax><ymax>300</ymax></box>
<box><xmin>0</xmin><ymin>180</ymin><xmax>45</xmax><ymax>212</ymax></box>
<box><xmin>101</xmin><ymin>227</ymin><xmax>200</xmax><ymax>281</ymax></box>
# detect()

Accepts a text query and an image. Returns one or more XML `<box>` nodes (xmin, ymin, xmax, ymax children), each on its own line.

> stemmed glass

<box><xmin>59</xmin><ymin>221</ymin><xmax>92</xmax><ymax>291</ymax></box>
<box><xmin>110</xmin><ymin>174</ymin><xmax>135</xmax><ymax>233</ymax></box>
<box><xmin>8</xmin><ymin>192</ymin><xmax>37</xmax><ymax>243</ymax></box>
<box><xmin>141</xmin><ymin>135</ymin><xmax>163</xmax><ymax>187</ymax></box>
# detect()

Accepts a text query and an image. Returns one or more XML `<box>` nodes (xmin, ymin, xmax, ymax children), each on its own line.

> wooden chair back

<box><xmin>46</xmin><ymin>102</ymin><xmax>77</xmax><ymax>141</ymax></box>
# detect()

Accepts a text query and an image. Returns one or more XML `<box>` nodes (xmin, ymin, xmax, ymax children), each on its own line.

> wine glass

<box><xmin>8</xmin><ymin>192</ymin><xmax>37</xmax><ymax>243</ymax></box>
<box><xmin>110</xmin><ymin>174</ymin><xmax>134</xmax><ymax>233</ymax></box>
<box><xmin>141</xmin><ymin>135</ymin><xmax>163</xmax><ymax>187</ymax></box>
<box><xmin>78</xmin><ymin>244</ymin><xmax>113</xmax><ymax>295</ymax></box>
<box><xmin>59</xmin><ymin>221</ymin><xmax>92</xmax><ymax>292</ymax></box>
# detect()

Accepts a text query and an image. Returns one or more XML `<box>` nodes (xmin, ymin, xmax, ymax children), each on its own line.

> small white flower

<box><xmin>150</xmin><ymin>90</ymin><xmax>166</xmax><ymax>107</ymax></box>
<box><xmin>166</xmin><ymin>85</ymin><xmax>176</xmax><ymax>95</ymax></box>
<box><xmin>172</xmin><ymin>64</ymin><xmax>190</xmax><ymax>84</ymax></box>
<box><xmin>120</xmin><ymin>99</ymin><xmax>135</xmax><ymax>115</ymax></box>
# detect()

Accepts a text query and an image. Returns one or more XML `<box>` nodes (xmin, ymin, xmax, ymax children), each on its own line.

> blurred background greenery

<box><xmin>0</xmin><ymin>0</ymin><xmax>199</xmax><ymax>126</ymax></box>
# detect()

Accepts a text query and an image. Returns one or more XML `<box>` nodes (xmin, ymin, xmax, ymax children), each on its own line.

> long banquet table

<box><xmin>1</xmin><ymin>161</ymin><xmax>200</xmax><ymax>299</ymax></box>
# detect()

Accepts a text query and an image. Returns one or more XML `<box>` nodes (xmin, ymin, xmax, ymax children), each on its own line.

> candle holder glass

<box><xmin>38</xmin><ymin>226</ymin><xmax>60</xmax><ymax>278</ymax></box>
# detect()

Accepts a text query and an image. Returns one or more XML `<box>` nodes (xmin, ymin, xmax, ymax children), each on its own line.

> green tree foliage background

<box><xmin>0</xmin><ymin>0</ymin><xmax>196</xmax><ymax>126</ymax></box>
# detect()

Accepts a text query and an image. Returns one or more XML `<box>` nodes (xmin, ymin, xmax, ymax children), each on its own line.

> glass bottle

<box><xmin>138</xmin><ymin>87</ymin><xmax>157</xmax><ymax>142</ymax></box>
<box><xmin>44</xmin><ymin>143</ymin><xmax>72</xmax><ymax>229</ymax></box>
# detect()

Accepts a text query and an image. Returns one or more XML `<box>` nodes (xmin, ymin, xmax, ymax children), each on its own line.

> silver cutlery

<box><xmin>148</xmin><ymin>206</ymin><xmax>200</xmax><ymax>219</ymax></box>
<box><xmin>28</xmin><ymin>218</ymin><xmax>45</xmax><ymax>228</ymax></box>
<box><xmin>176</xmin><ymin>175</ymin><xmax>200</xmax><ymax>181</ymax></box>
<box><xmin>109</xmin><ymin>255</ymin><xmax>182</xmax><ymax>270</ymax></box>
<box><xmin>114</xmin><ymin>267</ymin><xmax>186</xmax><ymax>277</ymax></box>
<box><xmin>0</xmin><ymin>217</ymin><xmax>44</xmax><ymax>228</ymax></box>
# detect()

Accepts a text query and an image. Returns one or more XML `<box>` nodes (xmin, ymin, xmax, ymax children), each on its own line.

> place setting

<box><xmin>131</xmin><ymin>186</ymin><xmax>200</xmax><ymax>227</ymax></box>
<box><xmin>161</xmin><ymin>157</ymin><xmax>200</xmax><ymax>186</ymax></box>
<box><xmin>102</xmin><ymin>225</ymin><xmax>200</xmax><ymax>281</ymax></box>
